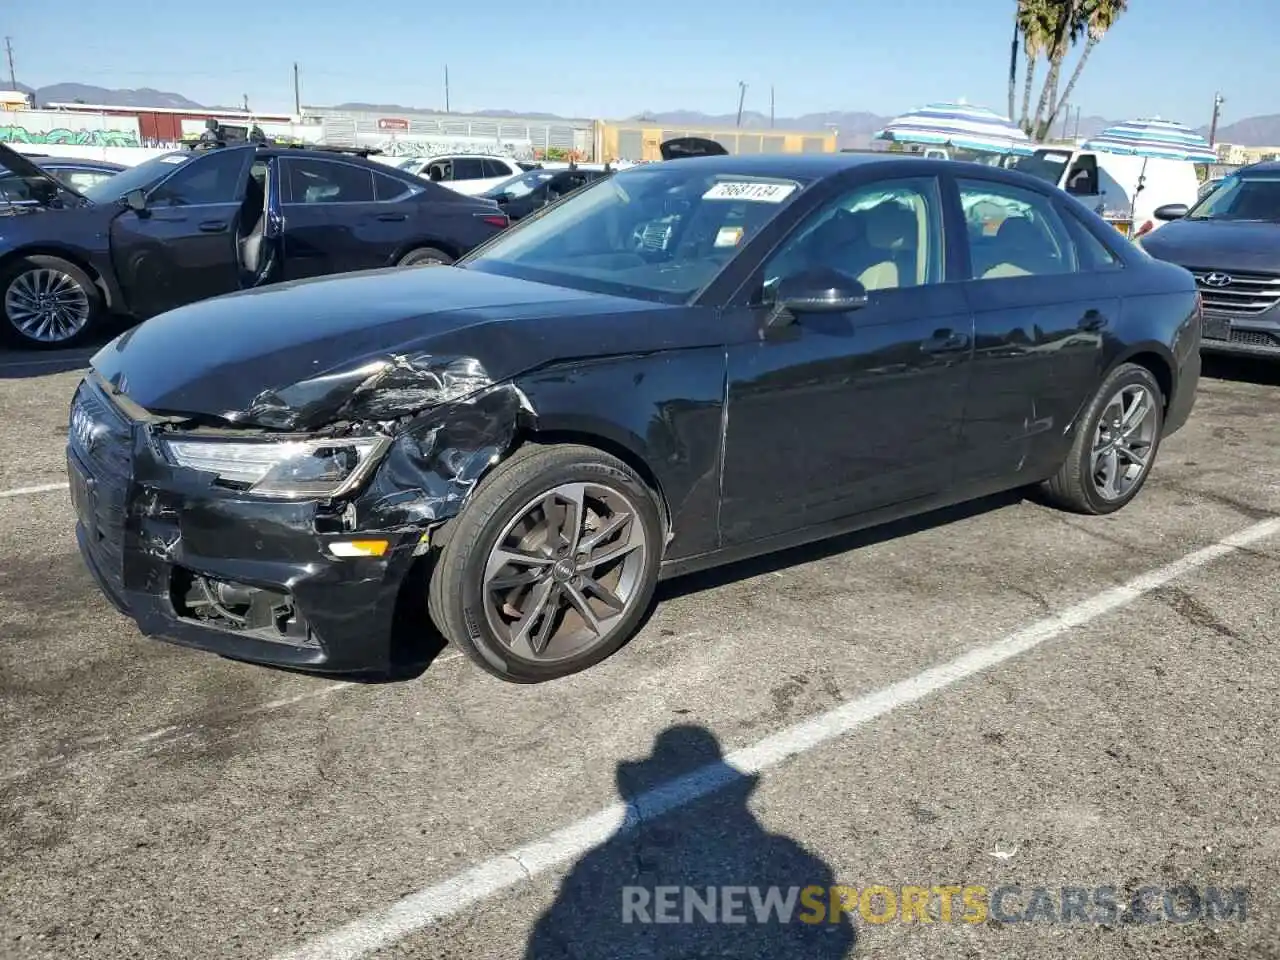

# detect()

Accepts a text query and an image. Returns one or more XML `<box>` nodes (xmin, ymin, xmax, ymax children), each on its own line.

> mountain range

<box><xmin>14</xmin><ymin>82</ymin><xmax>1280</xmax><ymax>148</ymax></box>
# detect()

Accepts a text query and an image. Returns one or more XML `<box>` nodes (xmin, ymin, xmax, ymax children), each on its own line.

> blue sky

<box><xmin>8</xmin><ymin>0</ymin><xmax>1275</xmax><ymax>123</ymax></box>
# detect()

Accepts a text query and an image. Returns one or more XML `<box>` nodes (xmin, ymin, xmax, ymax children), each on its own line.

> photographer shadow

<box><xmin>524</xmin><ymin>724</ymin><xmax>857</xmax><ymax>959</ymax></box>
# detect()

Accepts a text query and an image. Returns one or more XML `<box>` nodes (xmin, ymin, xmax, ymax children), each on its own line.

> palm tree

<box><xmin>1045</xmin><ymin>0</ymin><xmax>1129</xmax><ymax>135</ymax></box>
<box><xmin>1029</xmin><ymin>0</ymin><xmax>1084</xmax><ymax>140</ymax></box>
<box><xmin>1016</xmin><ymin>0</ymin><xmax>1056</xmax><ymax>133</ymax></box>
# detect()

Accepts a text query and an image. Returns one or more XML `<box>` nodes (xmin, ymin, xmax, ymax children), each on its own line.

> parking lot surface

<box><xmin>1</xmin><ymin>344</ymin><xmax>1278</xmax><ymax>960</ymax></box>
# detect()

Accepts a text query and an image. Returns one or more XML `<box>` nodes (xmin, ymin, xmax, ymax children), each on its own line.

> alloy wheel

<box><xmin>5</xmin><ymin>268</ymin><xmax>91</xmax><ymax>343</ymax></box>
<box><xmin>1091</xmin><ymin>383</ymin><xmax>1158</xmax><ymax>501</ymax></box>
<box><xmin>482</xmin><ymin>482</ymin><xmax>649</xmax><ymax>662</ymax></box>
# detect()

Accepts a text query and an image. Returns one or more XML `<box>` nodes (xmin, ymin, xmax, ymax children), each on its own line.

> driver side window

<box><xmin>762</xmin><ymin>176</ymin><xmax>945</xmax><ymax>297</ymax></box>
<box><xmin>149</xmin><ymin>150</ymin><xmax>250</xmax><ymax>206</ymax></box>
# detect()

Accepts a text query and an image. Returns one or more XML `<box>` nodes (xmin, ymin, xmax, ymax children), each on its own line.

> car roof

<box><xmin>1238</xmin><ymin>160</ymin><xmax>1280</xmax><ymax>175</ymax></box>
<box><xmin>616</xmin><ymin>151</ymin><xmax>1048</xmax><ymax>187</ymax></box>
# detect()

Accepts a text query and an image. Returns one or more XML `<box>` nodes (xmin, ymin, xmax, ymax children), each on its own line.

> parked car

<box><xmin>1136</xmin><ymin>161</ymin><xmax>1280</xmax><ymax>357</ymax></box>
<box><xmin>0</xmin><ymin>141</ymin><xmax>509</xmax><ymax>348</ymax></box>
<box><xmin>0</xmin><ymin>155</ymin><xmax>125</xmax><ymax>202</ymax></box>
<box><xmin>480</xmin><ymin>164</ymin><xmax>614</xmax><ymax>221</ymax></box>
<box><xmin>68</xmin><ymin>154</ymin><xmax>1200</xmax><ymax>684</ymax></box>
<box><xmin>393</xmin><ymin>154</ymin><xmax>526</xmax><ymax>196</ymax></box>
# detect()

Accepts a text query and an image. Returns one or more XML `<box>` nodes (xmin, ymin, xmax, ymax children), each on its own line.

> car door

<box><xmin>951</xmin><ymin>174</ymin><xmax>1124</xmax><ymax>485</ymax></box>
<box><xmin>278</xmin><ymin>155</ymin><xmax>390</xmax><ymax>280</ymax></box>
<box><xmin>108</xmin><ymin>147</ymin><xmax>254</xmax><ymax>318</ymax></box>
<box><xmin>718</xmin><ymin>172</ymin><xmax>975</xmax><ymax>545</ymax></box>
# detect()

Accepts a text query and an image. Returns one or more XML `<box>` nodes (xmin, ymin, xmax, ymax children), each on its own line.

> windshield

<box><xmin>461</xmin><ymin>164</ymin><xmax>809</xmax><ymax>303</ymax></box>
<box><xmin>482</xmin><ymin>169</ymin><xmax>555</xmax><ymax>199</ymax></box>
<box><xmin>1186</xmin><ymin>174</ymin><xmax>1280</xmax><ymax>222</ymax></box>
<box><xmin>78</xmin><ymin>151</ymin><xmax>194</xmax><ymax>202</ymax></box>
<box><xmin>1006</xmin><ymin>151</ymin><xmax>1072</xmax><ymax>185</ymax></box>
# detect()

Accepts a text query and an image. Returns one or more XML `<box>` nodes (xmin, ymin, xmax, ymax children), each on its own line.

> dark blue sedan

<box><xmin>0</xmin><ymin>142</ymin><xmax>509</xmax><ymax>348</ymax></box>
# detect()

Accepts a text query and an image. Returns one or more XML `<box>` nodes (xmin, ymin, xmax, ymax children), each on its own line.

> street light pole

<box><xmin>735</xmin><ymin>81</ymin><xmax>747</xmax><ymax>128</ymax></box>
<box><xmin>1208</xmin><ymin>92</ymin><xmax>1224</xmax><ymax>146</ymax></box>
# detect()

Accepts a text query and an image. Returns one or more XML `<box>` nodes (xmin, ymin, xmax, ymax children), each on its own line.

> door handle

<box><xmin>1079</xmin><ymin>309</ymin><xmax>1108</xmax><ymax>331</ymax></box>
<box><xmin>920</xmin><ymin>329</ymin><xmax>970</xmax><ymax>353</ymax></box>
<box><xmin>198</xmin><ymin>220</ymin><xmax>227</xmax><ymax>232</ymax></box>
<box><xmin>376</xmin><ymin>212</ymin><xmax>407</xmax><ymax>222</ymax></box>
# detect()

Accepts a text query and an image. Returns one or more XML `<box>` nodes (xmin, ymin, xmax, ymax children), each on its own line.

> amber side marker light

<box><xmin>328</xmin><ymin>540</ymin><xmax>390</xmax><ymax>558</ymax></box>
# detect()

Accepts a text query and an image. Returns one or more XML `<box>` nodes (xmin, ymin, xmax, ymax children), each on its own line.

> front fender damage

<box><xmin>355</xmin><ymin>378</ymin><xmax>534</xmax><ymax>530</ymax></box>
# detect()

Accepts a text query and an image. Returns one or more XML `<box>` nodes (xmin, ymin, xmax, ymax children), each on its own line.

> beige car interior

<box><xmin>972</xmin><ymin>214</ymin><xmax>1066</xmax><ymax>278</ymax></box>
<box><xmin>771</xmin><ymin>192</ymin><xmax>931</xmax><ymax>292</ymax></box>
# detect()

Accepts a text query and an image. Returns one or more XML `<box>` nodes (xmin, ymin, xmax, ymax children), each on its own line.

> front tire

<box><xmin>1041</xmin><ymin>362</ymin><xmax>1164</xmax><ymax>515</ymax></box>
<box><xmin>428</xmin><ymin>443</ymin><xmax>663</xmax><ymax>683</ymax></box>
<box><xmin>0</xmin><ymin>255</ymin><xmax>104</xmax><ymax>349</ymax></box>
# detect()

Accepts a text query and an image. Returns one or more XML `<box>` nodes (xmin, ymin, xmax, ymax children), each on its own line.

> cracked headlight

<box><xmin>163</xmin><ymin>435</ymin><xmax>392</xmax><ymax>499</ymax></box>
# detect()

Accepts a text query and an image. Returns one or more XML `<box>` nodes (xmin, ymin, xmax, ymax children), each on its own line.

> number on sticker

<box><xmin>702</xmin><ymin>181</ymin><xmax>797</xmax><ymax>203</ymax></box>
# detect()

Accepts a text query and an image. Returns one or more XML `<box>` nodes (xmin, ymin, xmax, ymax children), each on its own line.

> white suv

<box><xmin>394</xmin><ymin>155</ymin><xmax>525</xmax><ymax>196</ymax></box>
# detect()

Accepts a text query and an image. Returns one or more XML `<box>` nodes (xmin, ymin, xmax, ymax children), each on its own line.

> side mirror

<box><xmin>1154</xmin><ymin>203</ymin><xmax>1189</xmax><ymax>221</ymax></box>
<box><xmin>494</xmin><ymin>193</ymin><xmax>510</xmax><ymax>204</ymax></box>
<box><xmin>124</xmin><ymin>188</ymin><xmax>148</xmax><ymax>213</ymax></box>
<box><xmin>774</xmin><ymin>268</ymin><xmax>869</xmax><ymax>314</ymax></box>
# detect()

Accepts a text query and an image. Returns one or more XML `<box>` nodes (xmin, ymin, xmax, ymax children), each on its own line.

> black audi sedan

<box><xmin>0</xmin><ymin>142</ymin><xmax>508</xmax><ymax>348</ymax></box>
<box><xmin>1136</xmin><ymin>162</ymin><xmax>1280</xmax><ymax>358</ymax></box>
<box><xmin>67</xmin><ymin>153</ymin><xmax>1201</xmax><ymax>683</ymax></box>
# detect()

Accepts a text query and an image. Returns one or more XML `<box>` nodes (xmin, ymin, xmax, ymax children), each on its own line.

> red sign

<box><xmin>377</xmin><ymin>118</ymin><xmax>409</xmax><ymax>131</ymax></box>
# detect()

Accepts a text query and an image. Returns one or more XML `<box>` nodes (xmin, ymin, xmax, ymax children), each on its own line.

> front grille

<box><xmin>1230</xmin><ymin>328</ymin><xmax>1279</xmax><ymax>348</ymax></box>
<box><xmin>1191</xmin><ymin>269</ymin><xmax>1280</xmax><ymax>317</ymax></box>
<box><xmin>68</xmin><ymin>381</ymin><xmax>134</xmax><ymax>595</ymax></box>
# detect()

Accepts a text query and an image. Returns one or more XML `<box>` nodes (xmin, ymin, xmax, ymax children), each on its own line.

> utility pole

<box><xmin>293</xmin><ymin>62</ymin><xmax>301</xmax><ymax>116</ymax></box>
<box><xmin>769</xmin><ymin>85</ymin><xmax>774</xmax><ymax>128</ymax></box>
<box><xmin>1208</xmin><ymin>91</ymin><xmax>1224</xmax><ymax>146</ymax></box>
<box><xmin>4</xmin><ymin>37</ymin><xmax>15</xmax><ymax>92</ymax></box>
<box><xmin>735</xmin><ymin>81</ymin><xmax>747</xmax><ymax>128</ymax></box>
<box><xmin>444</xmin><ymin>64</ymin><xmax>450</xmax><ymax>113</ymax></box>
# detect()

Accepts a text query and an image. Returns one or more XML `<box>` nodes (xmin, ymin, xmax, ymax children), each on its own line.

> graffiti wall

<box><xmin>364</xmin><ymin>135</ymin><xmax>536</xmax><ymax>160</ymax></box>
<box><xmin>0</xmin><ymin>110</ymin><xmax>142</xmax><ymax>147</ymax></box>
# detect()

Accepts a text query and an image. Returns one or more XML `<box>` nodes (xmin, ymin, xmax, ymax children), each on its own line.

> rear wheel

<box><xmin>398</xmin><ymin>246</ymin><xmax>453</xmax><ymax>267</ymax></box>
<box><xmin>1041</xmin><ymin>362</ymin><xmax>1164</xmax><ymax>514</ymax></box>
<box><xmin>0</xmin><ymin>255</ymin><xmax>104</xmax><ymax>348</ymax></box>
<box><xmin>428</xmin><ymin>443</ymin><xmax>663</xmax><ymax>683</ymax></box>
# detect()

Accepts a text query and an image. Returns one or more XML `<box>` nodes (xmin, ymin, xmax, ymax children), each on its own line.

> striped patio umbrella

<box><xmin>1081</xmin><ymin>118</ymin><xmax>1218</xmax><ymax>163</ymax></box>
<box><xmin>874</xmin><ymin>102</ymin><xmax>1035</xmax><ymax>155</ymax></box>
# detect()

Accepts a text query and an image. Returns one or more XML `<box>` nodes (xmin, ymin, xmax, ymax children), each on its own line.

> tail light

<box><xmin>477</xmin><ymin>213</ymin><xmax>509</xmax><ymax>228</ymax></box>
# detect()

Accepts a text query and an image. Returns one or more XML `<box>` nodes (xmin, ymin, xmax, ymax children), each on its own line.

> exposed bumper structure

<box><xmin>66</xmin><ymin>377</ymin><xmax>434</xmax><ymax>673</ymax></box>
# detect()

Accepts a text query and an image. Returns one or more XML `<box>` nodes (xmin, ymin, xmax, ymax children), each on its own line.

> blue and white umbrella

<box><xmin>1081</xmin><ymin>118</ymin><xmax>1217</xmax><ymax>163</ymax></box>
<box><xmin>874</xmin><ymin>102</ymin><xmax>1035</xmax><ymax>155</ymax></box>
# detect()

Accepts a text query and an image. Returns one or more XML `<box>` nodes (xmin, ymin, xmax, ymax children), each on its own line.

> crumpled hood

<box><xmin>1140</xmin><ymin>218</ymin><xmax>1280</xmax><ymax>273</ymax></box>
<box><xmin>91</xmin><ymin>265</ymin><xmax>695</xmax><ymax>429</ymax></box>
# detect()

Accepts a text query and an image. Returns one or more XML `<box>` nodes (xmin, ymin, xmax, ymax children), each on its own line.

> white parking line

<box><xmin>271</xmin><ymin>515</ymin><xmax>1280</xmax><ymax>960</ymax></box>
<box><xmin>0</xmin><ymin>482</ymin><xmax>69</xmax><ymax>499</ymax></box>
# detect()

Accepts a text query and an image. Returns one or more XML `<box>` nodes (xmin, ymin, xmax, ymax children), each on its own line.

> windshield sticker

<box><xmin>702</xmin><ymin>181</ymin><xmax>798</xmax><ymax>203</ymax></box>
<box><xmin>159</xmin><ymin>155</ymin><xmax>189</xmax><ymax>164</ymax></box>
<box><xmin>714</xmin><ymin>225</ymin><xmax>745</xmax><ymax>247</ymax></box>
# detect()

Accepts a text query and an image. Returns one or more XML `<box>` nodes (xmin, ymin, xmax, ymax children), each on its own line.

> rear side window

<box><xmin>451</xmin><ymin>157</ymin><xmax>485</xmax><ymax>180</ymax></box>
<box><xmin>282</xmin><ymin>157</ymin><xmax>375</xmax><ymax>204</ymax></box>
<box><xmin>1058</xmin><ymin>204</ymin><xmax>1120</xmax><ymax>271</ymax></box>
<box><xmin>481</xmin><ymin>158</ymin><xmax>510</xmax><ymax>179</ymax></box>
<box><xmin>373</xmin><ymin>170</ymin><xmax>413</xmax><ymax>201</ymax></box>
<box><xmin>958</xmin><ymin>178</ymin><xmax>1075</xmax><ymax>279</ymax></box>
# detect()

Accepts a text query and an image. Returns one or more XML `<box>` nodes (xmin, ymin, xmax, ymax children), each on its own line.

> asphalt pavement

<box><xmin>1</xmin><ymin>342</ymin><xmax>1278</xmax><ymax>960</ymax></box>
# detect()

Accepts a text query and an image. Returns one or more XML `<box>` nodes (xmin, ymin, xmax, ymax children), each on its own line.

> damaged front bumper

<box><xmin>66</xmin><ymin>370</ymin><xmax>523</xmax><ymax>673</ymax></box>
